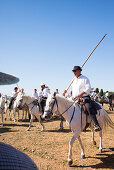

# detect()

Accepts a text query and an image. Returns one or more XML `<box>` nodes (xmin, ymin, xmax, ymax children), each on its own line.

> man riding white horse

<box><xmin>63</xmin><ymin>66</ymin><xmax>101</xmax><ymax>132</ymax></box>
<box><xmin>9</xmin><ymin>87</ymin><xmax>19</xmax><ymax>110</ymax></box>
<box><xmin>39</xmin><ymin>83</ymin><xmax>50</xmax><ymax>115</ymax></box>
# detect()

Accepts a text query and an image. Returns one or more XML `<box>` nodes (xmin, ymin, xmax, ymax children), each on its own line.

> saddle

<box><xmin>80</xmin><ymin>98</ymin><xmax>102</xmax><ymax>115</ymax></box>
<box><xmin>32</xmin><ymin>99</ymin><xmax>39</xmax><ymax>106</ymax></box>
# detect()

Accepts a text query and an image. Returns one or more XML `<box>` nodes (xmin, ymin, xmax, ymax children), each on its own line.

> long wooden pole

<box><xmin>65</xmin><ymin>34</ymin><xmax>107</xmax><ymax>92</ymax></box>
<box><xmin>81</xmin><ymin>34</ymin><xmax>107</xmax><ymax>69</ymax></box>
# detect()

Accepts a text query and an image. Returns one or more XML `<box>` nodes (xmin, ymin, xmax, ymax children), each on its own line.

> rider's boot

<box><xmin>90</xmin><ymin>114</ymin><xmax>101</xmax><ymax>132</ymax></box>
<box><xmin>94</xmin><ymin>124</ymin><xmax>101</xmax><ymax>132</ymax></box>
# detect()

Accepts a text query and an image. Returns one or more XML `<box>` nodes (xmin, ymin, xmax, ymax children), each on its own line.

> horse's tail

<box><xmin>102</xmin><ymin>110</ymin><xmax>114</xmax><ymax>131</ymax></box>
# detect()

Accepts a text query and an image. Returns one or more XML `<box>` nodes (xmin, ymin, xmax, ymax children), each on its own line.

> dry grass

<box><xmin>0</xmin><ymin>104</ymin><xmax>114</xmax><ymax>170</ymax></box>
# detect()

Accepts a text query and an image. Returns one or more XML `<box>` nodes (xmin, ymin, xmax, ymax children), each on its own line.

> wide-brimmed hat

<box><xmin>72</xmin><ymin>66</ymin><xmax>82</xmax><ymax>71</ymax></box>
<box><xmin>40</xmin><ymin>83</ymin><xmax>45</xmax><ymax>86</ymax></box>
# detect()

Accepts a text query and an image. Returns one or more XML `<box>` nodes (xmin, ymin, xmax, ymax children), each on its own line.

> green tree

<box><xmin>100</xmin><ymin>89</ymin><xmax>104</xmax><ymax>96</ymax></box>
<box><xmin>90</xmin><ymin>87</ymin><xmax>94</xmax><ymax>93</ymax></box>
<box><xmin>95</xmin><ymin>88</ymin><xmax>99</xmax><ymax>94</ymax></box>
<box><xmin>109</xmin><ymin>92</ymin><xmax>114</xmax><ymax>96</ymax></box>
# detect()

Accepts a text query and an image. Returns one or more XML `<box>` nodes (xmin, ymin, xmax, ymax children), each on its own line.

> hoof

<box><xmin>81</xmin><ymin>154</ymin><xmax>85</xmax><ymax>159</ymax></box>
<box><xmin>68</xmin><ymin>160</ymin><xmax>73</xmax><ymax>166</ymax></box>
<box><xmin>26</xmin><ymin>128</ymin><xmax>30</xmax><ymax>131</ymax></box>
<box><xmin>58</xmin><ymin>128</ymin><xmax>63</xmax><ymax>131</ymax></box>
<box><xmin>93</xmin><ymin>141</ymin><xmax>96</xmax><ymax>145</ymax></box>
<box><xmin>99</xmin><ymin>149</ymin><xmax>102</xmax><ymax>153</ymax></box>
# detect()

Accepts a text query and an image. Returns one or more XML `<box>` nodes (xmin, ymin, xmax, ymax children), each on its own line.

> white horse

<box><xmin>13</xmin><ymin>96</ymin><xmax>30</xmax><ymax>122</ymax></box>
<box><xmin>0</xmin><ymin>95</ymin><xmax>6</xmax><ymax>126</ymax></box>
<box><xmin>15</xmin><ymin>95</ymin><xmax>45</xmax><ymax>131</ymax></box>
<box><xmin>5</xmin><ymin>98</ymin><xmax>20</xmax><ymax>122</ymax></box>
<box><xmin>4</xmin><ymin>99</ymin><xmax>10</xmax><ymax>120</ymax></box>
<box><xmin>43</xmin><ymin>93</ymin><xmax>114</xmax><ymax>165</ymax></box>
<box><xmin>5</xmin><ymin>95</ymin><xmax>30</xmax><ymax>122</ymax></box>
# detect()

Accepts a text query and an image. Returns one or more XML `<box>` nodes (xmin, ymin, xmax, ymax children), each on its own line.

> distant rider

<box><xmin>33</xmin><ymin>89</ymin><xmax>39</xmax><ymax>99</ymax></box>
<box><xmin>39</xmin><ymin>83</ymin><xmax>50</xmax><ymax>114</ymax></box>
<box><xmin>9</xmin><ymin>87</ymin><xmax>19</xmax><ymax>110</ymax></box>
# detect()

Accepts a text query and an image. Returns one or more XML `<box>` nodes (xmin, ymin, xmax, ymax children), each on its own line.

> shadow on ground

<box><xmin>1</xmin><ymin>123</ymin><xmax>33</xmax><ymax>128</ymax></box>
<box><xmin>46</xmin><ymin>128</ymin><xmax>71</xmax><ymax>133</ymax></box>
<box><xmin>71</xmin><ymin>149</ymin><xmax>114</xmax><ymax>169</ymax></box>
<box><xmin>0</xmin><ymin>127</ymin><xmax>11</xmax><ymax>133</ymax></box>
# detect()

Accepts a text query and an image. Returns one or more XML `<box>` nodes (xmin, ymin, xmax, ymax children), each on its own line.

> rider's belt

<box><xmin>82</xmin><ymin>95</ymin><xmax>90</xmax><ymax>98</ymax></box>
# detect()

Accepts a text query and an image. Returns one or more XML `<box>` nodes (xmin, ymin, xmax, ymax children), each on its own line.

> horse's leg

<box><xmin>99</xmin><ymin>130</ymin><xmax>102</xmax><ymax>153</ymax></box>
<box><xmin>1</xmin><ymin>111</ymin><xmax>4</xmax><ymax>126</ymax></box>
<box><xmin>8</xmin><ymin>110</ymin><xmax>11</xmax><ymax>120</ymax></box>
<box><xmin>28</xmin><ymin>110</ymin><xmax>31</xmax><ymax>121</ymax></box>
<box><xmin>25</xmin><ymin>110</ymin><xmax>27</xmax><ymax>120</ymax></box>
<box><xmin>91</xmin><ymin>130</ymin><xmax>96</xmax><ymax>145</ymax></box>
<box><xmin>13</xmin><ymin>109</ymin><xmax>16</xmax><ymax>122</ymax></box>
<box><xmin>68</xmin><ymin>129</ymin><xmax>81</xmax><ymax>166</ymax></box>
<box><xmin>22</xmin><ymin>110</ymin><xmax>24</xmax><ymax>121</ymax></box>
<box><xmin>59</xmin><ymin>116</ymin><xmax>64</xmax><ymax>130</ymax></box>
<box><xmin>35</xmin><ymin>114</ymin><xmax>45</xmax><ymax>131</ymax></box>
<box><xmin>78</xmin><ymin>136</ymin><xmax>85</xmax><ymax>158</ymax></box>
<box><xmin>4</xmin><ymin>108</ymin><xmax>7</xmax><ymax>121</ymax></box>
<box><xmin>26</xmin><ymin>114</ymin><xmax>34</xmax><ymax>131</ymax></box>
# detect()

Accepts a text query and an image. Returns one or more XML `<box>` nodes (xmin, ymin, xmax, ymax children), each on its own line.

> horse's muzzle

<box><xmin>17</xmin><ymin>105</ymin><xmax>22</xmax><ymax>109</ymax></box>
<box><xmin>43</xmin><ymin>111</ymin><xmax>52</xmax><ymax>119</ymax></box>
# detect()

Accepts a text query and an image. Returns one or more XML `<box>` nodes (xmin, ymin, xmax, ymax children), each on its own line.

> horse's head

<box><xmin>43</xmin><ymin>92</ymin><xmax>58</xmax><ymax>119</ymax></box>
<box><xmin>0</xmin><ymin>95</ymin><xmax>6</xmax><ymax>112</ymax></box>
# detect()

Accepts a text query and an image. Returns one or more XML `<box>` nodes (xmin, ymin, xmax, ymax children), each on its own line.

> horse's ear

<box><xmin>53</xmin><ymin>92</ymin><xmax>56</xmax><ymax>97</ymax></box>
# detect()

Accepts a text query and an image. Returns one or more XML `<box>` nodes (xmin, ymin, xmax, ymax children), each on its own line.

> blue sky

<box><xmin>0</xmin><ymin>0</ymin><xmax>114</xmax><ymax>96</ymax></box>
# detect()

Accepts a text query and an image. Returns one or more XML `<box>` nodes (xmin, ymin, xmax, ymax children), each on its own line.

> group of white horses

<box><xmin>0</xmin><ymin>94</ymin><xmax>30</xmax><ymax>126</ymax></box>
<box><xmin>0</xmin><ymin>92</ymin><xmax>114</xmax><ymax>166</ymax></box>
<box><xmin>0</xmin><ymin>94</ymin><xmax>64</xmax><ymax>131</ymax></box>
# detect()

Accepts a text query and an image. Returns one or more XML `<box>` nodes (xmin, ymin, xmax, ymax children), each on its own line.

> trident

<box><xmin>65</xmin><ymin>34</ymin><xmax>107</xmax><ymax>93</ymax></box>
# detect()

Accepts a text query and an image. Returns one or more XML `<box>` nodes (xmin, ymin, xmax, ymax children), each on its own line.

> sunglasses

<box><xmin>72</xmin><ymin>70</ymin><xmax>78</xmax><ymax>72</ymax></box>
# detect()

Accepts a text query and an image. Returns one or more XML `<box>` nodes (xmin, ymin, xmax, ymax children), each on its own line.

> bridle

<box><xmin>45</xmin><ymin>96</ymin><xmax>77</xmax><ymax>119</ymax></box>
<box><xmin>45</xmin><ymin>97</ymin><xmax>58</xmax><ymax>115</ymax></box>
<box><xmin>28</xmin><ymin>99</ymin><xmax>40</xmax><ymax>112</ymax></box>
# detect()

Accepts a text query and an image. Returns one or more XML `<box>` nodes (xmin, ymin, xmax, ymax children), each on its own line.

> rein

<box><xmin>61</xmin><ymin>101</ymin><xmax>76</xmax><ymax>115</ymax></box>
<box><xmin>0</xmin><ymin>106</ymin><xmax>4</xmax><ymax>111</ymax></box>
<box><xmin>28</xmin><ymin>99</ymin><xmax>40</xmax><ymax>112</ymax></box>
<box><xmin>53</xmin><ymin>97</ymin><xmax>78</xmax><ymax>124</ymax></box>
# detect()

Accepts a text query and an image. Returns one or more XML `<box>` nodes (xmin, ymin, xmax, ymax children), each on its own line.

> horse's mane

<box><xmin>23</xmin><ymin>95</ymin><xmax>36</xmax><ymax>100</ymax></box>
<box><xmin>55</xmin><ymin>94</ymin><xmax>74</xmax><ymax>107</ymax></box>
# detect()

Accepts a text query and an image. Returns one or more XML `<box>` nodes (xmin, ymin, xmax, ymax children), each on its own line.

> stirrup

<box><xmin>83</xmin><ymin>123</ymin><xmax>90</xmax><ymax>132</ymax></box>
<box><xmin>94</xmin><ymin>125</ymin><xmax>101</xmax><ymax>132</ymax></box>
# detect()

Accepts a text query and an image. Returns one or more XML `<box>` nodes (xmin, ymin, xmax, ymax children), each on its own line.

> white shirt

<box><xmin>105</xmin><ymin>92</ymin><xmax>109</xmax><ymax>97</ymax></box>
<box><xmin>39</xmin><ymin>87</ymin><xmax>50</xmax><ymax>98</ymax></box>
<box><xmin>33</xmin><ymin>92</ymin><xmax>39</xmax><ymax>98</ymax></box>
<box><xmin>18</xmin><ymin>91</ymin><xmax>25</xmax><ymax>96</ymax></box>
<box><xmin>11</xmin><ymin>91</ymin><xmax>18</xmax><ymax>98</ymax></box>
<box><xmin>38</xmin><ymin>91</ymin><xmax>43</xmax><ymax>96</ymax></box>
<box><xmin>68</xmin><ymin>75</ymin><xmax>91</xmax><ymax>98</ymax></box>
<box><xmin>91</xmin><ymin>92</ymin><xmax>96</xmax><ymax>97</ymax></box>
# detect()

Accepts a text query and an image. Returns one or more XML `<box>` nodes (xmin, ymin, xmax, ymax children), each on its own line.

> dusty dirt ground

<box><xmin>0</xmin><ymin>104</ymin><xmax>114</xmax><ymax>170</ymax></box>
